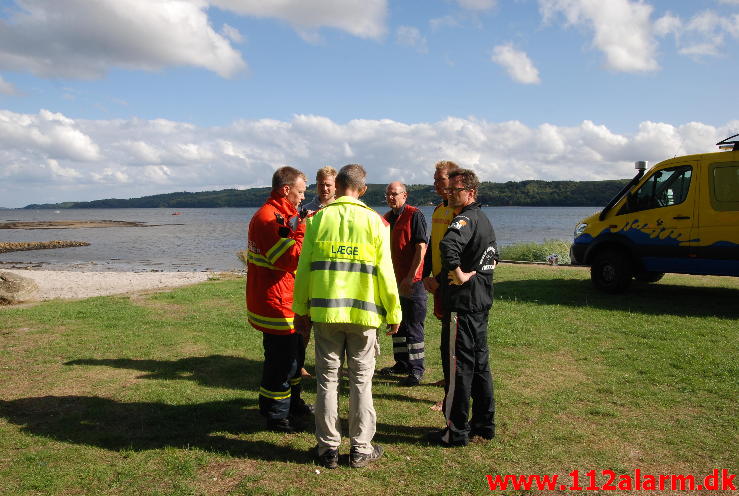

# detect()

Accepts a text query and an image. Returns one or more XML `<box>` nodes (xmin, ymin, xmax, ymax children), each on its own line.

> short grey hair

<box><xmin>336</xmin><ymin>164</ymin><xmax>366</xmax><ymax>191</ymax></box>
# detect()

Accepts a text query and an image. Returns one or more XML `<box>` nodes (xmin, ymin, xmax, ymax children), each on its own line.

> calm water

<box><xmin>0</xmin><ymin>206</ymin><xmax>599</xmax><ymax>271</ymax></box>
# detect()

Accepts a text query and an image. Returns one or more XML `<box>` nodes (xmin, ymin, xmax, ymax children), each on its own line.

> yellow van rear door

<box><xmin>691</xmin><ymin>158</ymin><xmax>739</xmax><ymax>276</ymax></box>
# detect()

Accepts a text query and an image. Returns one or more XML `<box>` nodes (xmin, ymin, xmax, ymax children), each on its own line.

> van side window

<box><xmin>618</xmin><ymin>165</ymin><xmax>692</xmax><ymax>215</ymax></box>
<box><xmin>709</xmin><ymin>162</ymin><xmax>739</xmax><ymax>211</ymax></box>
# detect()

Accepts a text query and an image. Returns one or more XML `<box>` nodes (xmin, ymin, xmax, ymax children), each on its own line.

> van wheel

<box><xmin>591</xmin><ymin>250</ymin><xmax>633</xmax><ymax>293</ymax></box>
<box><xmin>634</xmin><ymin>271</ymin><xmax>664</xmax><ymax>283</ymax></box>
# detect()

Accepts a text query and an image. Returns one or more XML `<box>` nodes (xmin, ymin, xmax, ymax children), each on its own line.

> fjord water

<box><xmin>0</xmin><ymin>206</ymin><xmax>599</xmax><ymax>272</ymax></box>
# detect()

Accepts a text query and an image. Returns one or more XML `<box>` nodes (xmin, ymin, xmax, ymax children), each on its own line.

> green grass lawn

<box><xmin>1</xmin><ymin>266</ymin><xmax>737</xmax><ymax>495</ymax></box>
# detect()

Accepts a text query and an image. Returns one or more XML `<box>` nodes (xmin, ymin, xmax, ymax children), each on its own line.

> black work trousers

<box><xmin>440</xmin><ymin>310</ymin><xmax>495</xmax><ymax>443</ymax></box>
<box><xmin>259</xmin><ymin>332</ymin><xmax>305</xmax><ymax>420</ymax></box>
<box><xmin>392</xmin><ymin>287</ymin><xmax>427</xmax><ymax>377</ymax></box>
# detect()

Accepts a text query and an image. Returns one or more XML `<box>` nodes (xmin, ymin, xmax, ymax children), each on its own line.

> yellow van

<box><xmin>570</xmin><ymin>134</ymin><xmax>739</xmax><ymax>292</ymax></box>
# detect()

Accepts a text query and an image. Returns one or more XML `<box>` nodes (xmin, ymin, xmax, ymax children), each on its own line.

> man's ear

<box><xmin>280</xmin><ymin>184</ymin><xmax>291</xmax><ymax>197</ymax></box>
<box><xmin>359</xmin><ymin>185</ymin><xmax>368</xmax><ymax>198</ymax></box>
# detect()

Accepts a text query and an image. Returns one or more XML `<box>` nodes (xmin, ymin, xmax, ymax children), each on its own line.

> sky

<box><xmin>0</xmin><ymin>0</ymin><xmax>738</xmax><ymax>208</ymax></box>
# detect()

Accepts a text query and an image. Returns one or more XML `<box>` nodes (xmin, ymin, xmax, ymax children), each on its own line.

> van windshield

<box><xmin>619</xmin><ymin>165</ymin><xmax>692</xmax><ymax>214</ymax></box>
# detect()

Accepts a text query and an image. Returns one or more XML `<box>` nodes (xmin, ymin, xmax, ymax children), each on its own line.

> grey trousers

<box><xmin>314</xmin><ymin>322</ymin><xmax>377</xmax><ymax>455</ymax></box>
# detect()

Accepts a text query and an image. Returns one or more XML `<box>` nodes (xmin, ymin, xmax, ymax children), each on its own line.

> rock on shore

<box><xmin>0</xmin><ymin>241</ymin><xmax>91</xmax><ymax>253</ymax></box>
<box><xmin>0</xmin><ymin>271</ymin><xmax>39</xmax><ymax>304</ymax></box>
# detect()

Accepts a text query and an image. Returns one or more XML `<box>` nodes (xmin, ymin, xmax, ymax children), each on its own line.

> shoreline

<box><xmin>0</xmin><ymin>220</ymin><xmax>153</xmax><ymax>229</ymax></box>
<box><xmin>0</xmin><ymin>269</ymin><xmax>217</xmax><ymax>302</ymax></box>
<box><xmin>0</xmin><ymin>241</ymin><xmax>91</xmax><ymax>253</ymax></box>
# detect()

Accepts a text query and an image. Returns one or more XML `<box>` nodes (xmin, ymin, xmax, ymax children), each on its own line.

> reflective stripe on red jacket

<box><xmin>384</xmin><ymin>204</ymin><xmax>424</xmax><ymax>284</ymax></box>
<box><xmin>246</xmin><ymin>192</ymin><xmax>304</xmax><ymax>335</ymax></box>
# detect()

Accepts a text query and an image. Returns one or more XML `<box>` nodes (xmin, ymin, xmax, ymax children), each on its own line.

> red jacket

<box><xmin>384</xmin><ymin>204</ymin><xmax>425</xmax><ymax>284</ymax></box>
<box><xmin>246</xmin><ymin>192</ymin><xmax>304</xmax><ymax>334</ymax></box>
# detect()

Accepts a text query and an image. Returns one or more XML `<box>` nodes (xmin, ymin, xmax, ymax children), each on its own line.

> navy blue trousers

<box><xmin>259</xmin><ymin>332</ymin><xmax>305</xmax><ymax>420</ymax></box>
<box><xmin>440</xmin><ymin>310</ymin><xmax>495</xmax><ymax>443</ymax></box>
<box><xmin>392</xmin><ymin>283</ymin><xmax>427</xmax><ymax>377</ymax></box>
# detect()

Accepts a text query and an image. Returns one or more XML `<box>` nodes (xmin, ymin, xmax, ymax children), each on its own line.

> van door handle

<box><xmin>673</xmin><ymin>216</ymin><xmax>690</xmax><ymax>220</ymax></box>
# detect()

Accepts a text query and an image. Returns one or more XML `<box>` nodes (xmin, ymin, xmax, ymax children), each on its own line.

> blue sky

<box><xmin>1</xmin><ymin>0</ymin><xmax>738</xmax><ymax>208</ymax></box>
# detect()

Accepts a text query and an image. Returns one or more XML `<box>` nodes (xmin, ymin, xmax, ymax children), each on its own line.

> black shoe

<box><xmin>398</xmin><ymin>374</ymin><xmax>422</xmax><ymax>387</ymax></box>
<box><xmin>378</xmin><ymin>364</ymin><xmax>408</xmax><ymax>376</ymax></box>
<box><xmin>426</xmin><ymin>428</ymin><xmax>468</xmax><ymax>447</ymax></box>
<box><xmin>470</xmin><ymin>428</ymin><xmax>494</xmax><ymax>441</ymax></box>
<box><xmin>314</xmin><ymin>446</ymin><xmax>339</xmax><ymax>469</ymax></box>
<box><xmin>349</xmin><ymin>444</ymin><xmax>384</xmax><ymax>468</ymax></box>
<box><xmin>266</xmin><ymin>417</ymin><xmax>295</xmax><ymax>433</ymax></box>
<box><xmin>290</xmin><ymin>399</ymin><xmax>315</xmax><ymax>417</ymax></box>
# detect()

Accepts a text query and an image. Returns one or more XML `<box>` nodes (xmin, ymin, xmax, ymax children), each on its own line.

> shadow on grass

<box><xmin>0</xmin><ymin>395</ymin><xmax>316</xmax><ymax>462</ymax></box>
<box><xmin>495</xmin><ymin>278</ymin><xmax>739</xmax><ymax>319</ymax></box>
<box><xmin>0</xmin><ymin>394</ymin><xmax>434</xmax><ymax>458</ymax></box>
<box><xmin>373</xmin><ymin>391</ymin><xmax>439</xmax><ymax>406</ymax></box>
<box><xmin>65</xmin><ymin>355</ymin><xmax>272</xmax><ymax>392</ymax></box>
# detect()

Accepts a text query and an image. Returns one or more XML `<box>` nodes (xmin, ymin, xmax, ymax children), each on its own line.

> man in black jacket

<box><xmin>427</xmin><ymin>168</ymin><xmax>498</xmax><ymax>447</ymax></box>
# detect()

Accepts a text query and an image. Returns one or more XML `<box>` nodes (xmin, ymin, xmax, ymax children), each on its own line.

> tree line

<box><xmin>24</xmin><ymin>179</ymin><xmax>629</xmax><ymax>209</ymax></box>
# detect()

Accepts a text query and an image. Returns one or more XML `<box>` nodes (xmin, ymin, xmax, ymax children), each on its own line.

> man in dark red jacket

<box><xmin>246</xmin><ymin>166</ymin><xmax>313</xmax><ymax>433</ymax></box>
<box><xmin>380</xmin><ymin>181</ymin><xmax>428</xmax><ymax>386</ymax></box>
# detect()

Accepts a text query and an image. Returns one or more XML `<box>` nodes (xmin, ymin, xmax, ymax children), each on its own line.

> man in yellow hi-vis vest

<box><xmin>293</xmin><ymin>164</ymin><xmax>402</xmax><ymax>470</ymax></box>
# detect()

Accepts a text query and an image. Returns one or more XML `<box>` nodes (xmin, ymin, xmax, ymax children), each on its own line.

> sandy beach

<box><xmin>1</xmin><ymin>269</ymin><xmax>213</xmax><ymax>301</ymax></box>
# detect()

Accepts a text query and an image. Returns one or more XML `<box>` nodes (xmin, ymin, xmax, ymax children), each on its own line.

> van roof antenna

<box><xmin>716</xmin><ymin>133</ymin><xmax>739</xmax><ymax>151</ymax></box>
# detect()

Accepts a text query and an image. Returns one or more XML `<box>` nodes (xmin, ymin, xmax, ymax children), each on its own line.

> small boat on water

<box><xmin>171</xmin><ymin>212</ymin><xmax>182</xmax><ymax>216</ymax></box>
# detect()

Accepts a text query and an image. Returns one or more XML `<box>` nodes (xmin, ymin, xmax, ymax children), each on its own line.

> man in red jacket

<box><xmin>246</xmin><ymin>166</ymin><xmax>312</xmax><ymax>433</ymax></box>
<box><xmin>380</xmin><ymin>181</ymin><xmax>428</xmax><ymax>386</ymax></box>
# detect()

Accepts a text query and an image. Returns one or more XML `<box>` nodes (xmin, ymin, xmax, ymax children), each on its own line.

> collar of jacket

<box><xmin>267</xmin><ymin>191</ymin><xmax>298</xmax><ymax>216</ymax></box>
<box><xmin>457</xmin><ymin>201</ymin><xmax>481</xmax><ymax>215</ymax></box>
<box><xmin>326</xmin><ymin>195</ymin><xmax>374</xmax><ymax>212</ymax></box>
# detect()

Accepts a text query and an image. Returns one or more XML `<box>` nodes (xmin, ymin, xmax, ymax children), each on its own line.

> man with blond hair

<box><xmin>423</xmin><ymin>160</ymin><xmax>460</xmax><ymax>319</ymax></box>
<box><xmin>301</xmin><ymin>166</ymin><xmax>337</xmax><ymax>214</ymax></box>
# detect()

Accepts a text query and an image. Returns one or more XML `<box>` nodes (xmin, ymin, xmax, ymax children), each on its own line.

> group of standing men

<box><xmin>245</xmin><ymin>160</ymin><xmax>499</xmax><ymax>469</ymax></box>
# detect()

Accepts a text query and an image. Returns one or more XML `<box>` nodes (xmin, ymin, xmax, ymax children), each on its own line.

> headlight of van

<box><xmin>574</xmin><ymin>223</ymin><xmax>587</xmax><ymax>237</ymax></box>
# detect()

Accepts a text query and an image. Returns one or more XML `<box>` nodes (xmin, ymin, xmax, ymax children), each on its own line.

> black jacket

<box><xmin>438</xmin><ymin>202</ymin><xmax>498</xmax><ymax>313</ymax></box>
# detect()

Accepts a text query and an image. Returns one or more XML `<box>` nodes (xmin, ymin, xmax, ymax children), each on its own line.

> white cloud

<box><xmin>456</xmin><ymin>0</ymin><xmax>497</xmax><ymax>11</ymax></box>
<box><xmin>654</xmin><ymin>13</ymin><xmax>682</xmax><ymax>37</ymax></box>
<box><xmin>0</xmin><ymin>0</ymin><xmax>247</xmax><ymax>79</ymax></box>
<box><xmin>539</xmin><ymin>0</ymin><xmax>659</xmax><ymax>73</ymax></box>
<box><xmin>210</xmin><ymin>0</ymin><xmax>388</xmax><ymax>40</ymax></box>
<box><xmin>0</xmin><ymin>0</ymin><xmax>390</xmax><ymax>85</ymax></box>
<box><xmin>221</xmin><ymin>23</ymin><xmax>245</xmax><ymax>44</ymax></box>
<box><xmin>396</xmin><ymin>26</ymin><xmax>428</xmax><ymax>53</ymax></box>
<box><xmin>430</xmin><ymin>15</ymin><xmax>462</xmax><ymax>31</ymax></box>
<box><xmin>0</xmin><ymin>109</ymin><xmax>100</xmax><ymax>161</ymax></box>
<box><xmin>46</xmin><ymin>159</ymin><xmax>82</xmax><ymax>179</ymax></box>
<box><xmin>659</xmin><ymin>10</ymin><xmax>739</xmax><ymax>57</ymax></box>
<box><xmin>491</xmin><ymin>43</ymin><xmax>541</xmax><ymax>84</ymax></box>
<box><xmin>0</xmin><ymin>110</ymin><xmax>734</xmax><ymax>207</ymax></box>
<box><xmin>0</xmin><ymin>75</ymin><xmax>19</xmax><ymax>95</ymax></box>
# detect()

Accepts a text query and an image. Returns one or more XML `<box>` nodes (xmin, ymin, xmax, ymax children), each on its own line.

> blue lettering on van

<box><xmin>587</xmin><ymin>220</ymin><xmax>698</xmax><ymax>247</ymax></box>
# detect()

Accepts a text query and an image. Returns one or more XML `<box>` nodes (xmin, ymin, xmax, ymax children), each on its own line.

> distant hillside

<box><xmin>24</xmin><ymin>179</ymin><xmax>630</xmax><ymax>209</ymax></box>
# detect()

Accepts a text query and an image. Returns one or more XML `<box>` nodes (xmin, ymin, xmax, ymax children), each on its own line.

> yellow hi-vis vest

<box><xmin>292</xmin><ymin>196</ymin><xmax>402</xmax><ymax>327</ymax></box>
<box><xmin>431</xmin><ymin>202</ymin><xmax>455</xmax><ymax>276</ymax></box>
